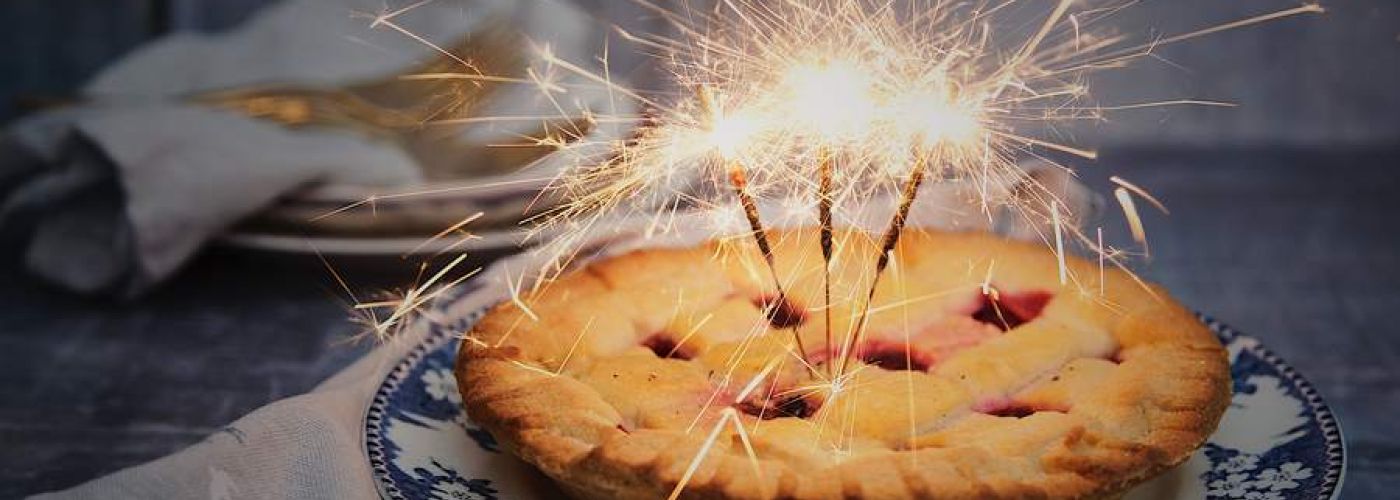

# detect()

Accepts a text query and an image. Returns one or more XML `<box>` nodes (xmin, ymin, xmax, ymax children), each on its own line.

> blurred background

<box><xmin>0</xmin><ymin>0</ymin><xmax>1396</xmax><ymax>498</ymax></box>
<box><xmin>2</xmin><ymin>1</ymin><xmax>1397</xmax><ymax>144</ymax></box>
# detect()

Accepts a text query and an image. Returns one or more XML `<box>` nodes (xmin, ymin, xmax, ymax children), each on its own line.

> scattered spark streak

<box><xmin>555</xmin><ymin>317</ymin><xmax>595</xmax><ymax>374</ymax></box>
<box><xmin>1052</xmin><ymin>200</ymin><xmax>1068</xmax><ymax>285</ymax></box>
<box><xmin>535</xmin><ymin>47</ymin><xmax>662</xmax><ymax>108</ymax></box>
<box><xmin>369</xmin><ymin>0</ymin><xmax>434</xmax><ymax>27</ymax></box>
<box><xmin>398</xmin><ymin>72</ymin><xmax>566</xmax><ymax>92</ymax></box>
<box><xmin>352</xmin><ymin>300</ymin><xmax>402</xmax><ymax>310</ymax></box>
<box><xmin>668</xmin><ymin>312</ymin><xmax>715</xmax><ymax>358</ymax></box>
<box><xmin>1115</xmin><ymin>187</ymin><xmax>1149</xmax><ymax>256</ymax></box>
<box><xmin>734</xmin><ymin>357</ymin><xmax>783</xmax><ymax>403</ymax></box>
<box><xmin>510</xmin><ymin>359</ymin><xmax>559</xmax><ymax>378</ymax></box>
<box><xmin>1097</xmin><ymin>226</ymin><xmax>1105</xmax><ymax>295</ymax></box>
<box><xmin>408</xmin><ymin>211</ymin><xmax>484</xmax><ymax>257</ymax></box>
<box><xmin>388</xmin><ymin>255</ymin><xmax>474</xmax><ymax>320</ymax></box>
<box><xmin>668</xmin><ymin>405</ymin><xmax>767</xmax><ymax>500</ymax></box>
<box><xmin>1084</xmin><ymin>4</ymin><xmax>1326</xmax><ymax>65</ymax></box>
<box><xmin>999</xmin><ymin>0</ymin><xmax>1075</xmax><ymax>82</ymax></box>
<box><xmin>989</xmin><ymin>130</ymin><xmax>1099</xmax><ymax>159</ymax></box>
<box><xmin>894</xmin><ymin>256</ymin><xmax>917</xmax><ymax>461</ymax></box>
<box><xmin>361</xmin><ymin>0</ymin><xmax>482</xmax><ymax>75</ymax></box>
<box><xmin>461</xmin><ymin>335</ymin><xmax>489</xmax><ymax>349</ymax></box>
<box><xmin>667</xmin><ymin>408</ymin><xmax>740</xmax><ymax>500</ymax></box>
<box><xmin>728</xmin><ymin>409</ymin><xmax>765</xmax><ymax>484</ymax></box>
<box><xmin>981</xmin><ymin>260</ymin><xmax>997</xmax><ymax>296</ymax></box>
<box><xmin>346</xmin><ymin>253</ymin><xmax>479</xmax><ymax>344</ymax></box>
<box><xmin>504</xmin><ymin>266</ymin><xmax>540</xmax><ymax>324</ymax></box>
<box><xmin>1096</xmin><ymin>100</ymin><xmax>1237</xmax><ymax>111</ymax></box>
<box><xmin>316</xmin><ymin>246</ymin><xmax>388</xmax><ymax>345</ymax></box>
<box><xmin>426</xmin><ymin>115</ymin><xmax>609</xmax><ymax>126</ymax></box>
<box><xmin>1110</xmin><ymin>176</ymin><xmax>1170</xmax><ymax>214</ymax></box>
<box><xmin>312</xmin><ymin>177</ymin><xmax>554</xmax><ymax>221</ymax></box>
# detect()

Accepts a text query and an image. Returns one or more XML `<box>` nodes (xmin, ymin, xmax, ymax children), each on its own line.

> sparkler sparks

<box><xmin>697</xmin><ymin>84</ymin><xmax>817</xmax><ymax>372</ymax></box>
<box><xmin>332</xmin><ymin>252</ymin><xmax>479</xmax><ymax>345</ymax></box>
<box><xmin>522</xmin><ymin>0</ymin><xmax>1322</xmax><ymax>302</ymax></box>
<box><xmin>510</xmin><ymin>0</ymin><xmax>1316</xmax><ymax>471</ymax></box>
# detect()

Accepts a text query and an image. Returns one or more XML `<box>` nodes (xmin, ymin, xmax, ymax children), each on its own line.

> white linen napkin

<box><xmin>0</xmin><ymin>0</ymin><xmax>604</xmax><ymax>297</ymax></box>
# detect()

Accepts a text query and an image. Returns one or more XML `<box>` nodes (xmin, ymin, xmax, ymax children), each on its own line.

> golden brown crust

<box><xmin>455</xmin><ymin>228</ymin><xmax>1230</xmax><ymax>499</ymax></box>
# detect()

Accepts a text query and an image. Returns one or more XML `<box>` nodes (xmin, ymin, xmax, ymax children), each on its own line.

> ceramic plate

<box><xmin>365</xmin><ymin>313</ymin><xmax>1345</xmax><ymax>500</ymax></box>
<box><xmin>219</xmin><ymin>228</ymin><xmax>529</xmax><ymax>256</ymax></box>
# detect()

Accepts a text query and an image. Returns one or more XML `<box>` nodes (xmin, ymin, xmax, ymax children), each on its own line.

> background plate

<box><xmin>365</xmin><ymin>313</ymin><xmax>1345</xmax><ymax>500</ymax></box>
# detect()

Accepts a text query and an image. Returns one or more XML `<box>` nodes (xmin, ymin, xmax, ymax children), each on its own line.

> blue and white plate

<box><xmin>365</xmin><ymin>313</ymin><xmax>1345</xmax><ymax>499</ymax></box>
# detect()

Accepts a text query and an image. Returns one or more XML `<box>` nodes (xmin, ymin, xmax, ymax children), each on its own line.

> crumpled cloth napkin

<box><xmin>0</xmin><ymin>0</ymin><xmax>600</xmax><ymax>297</ymax></box>
<box><xmin>29</xmin><ymin>171</ymin><xmax>1093</xmax><ymax>500</ymax></box>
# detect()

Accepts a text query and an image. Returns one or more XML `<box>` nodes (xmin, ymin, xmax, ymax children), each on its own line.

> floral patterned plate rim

<box><xmin>364</xmin><ymin>312</ymin><xmax>1345</xmax><ymax>500</ymax></box>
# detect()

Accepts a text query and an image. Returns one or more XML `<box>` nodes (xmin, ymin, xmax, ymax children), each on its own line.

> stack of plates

<box><xmin>221</xmin><ymin>117</ymin><xmax>631</xmax><ymax>256</ymax></box>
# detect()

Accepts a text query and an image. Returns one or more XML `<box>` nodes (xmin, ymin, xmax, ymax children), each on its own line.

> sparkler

<box><xmin>838</xmin><ymin>147</ymin><xmax>928</xmax><ymax>376</ymax></box>
<box><xmin>696</xmin><ymin>84</ymin><xmax>816</xmax><ymax>372</ymax></box>
<box><xmin>816</xmin><ymin>150</ymin><xmax>834</xmax><ymax>374</ymax></box>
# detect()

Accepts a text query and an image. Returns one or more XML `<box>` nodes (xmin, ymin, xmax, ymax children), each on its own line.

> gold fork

<box><xmin>191</xmin><ymin>22</ymin><xmax>593</xmax><ymax>180</ymax></box>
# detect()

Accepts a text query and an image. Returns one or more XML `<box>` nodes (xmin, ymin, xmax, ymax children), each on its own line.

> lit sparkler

<box><xmin>696</xmin><ymin>84</ymin><xmax>816</xmax><ymax>372</ymax></box>
<box><xmin>521</xmin><ymin>0</ymin><xmax>1319</xmax><ymax>373</ymax></box>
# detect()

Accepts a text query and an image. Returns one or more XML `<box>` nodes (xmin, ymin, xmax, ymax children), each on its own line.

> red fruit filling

<box><xmin>751</xmin><ymin>295</ymin><xmax>808</xmax><ymax>329</ymax></box>
<box><xmin>975</xmin><ymin>398</ymin><xmax>1067</xmax><ymax>418</ymax></box>
<box><xmin>642</xmin><ymin>333</ymin><xmax>693</xmax><ymax>360</ymax></box>
<box><xmin>857</xmin><ymin>342</ymin><xmax>932</xmax><ymax>372</ymax></box>
<box><xmin>970</xmin><ymin>289</ymin><xmax>1053</xmax><ymax>331</ymax></box>
<box><xmin>735</xmin><ymin>394</ymin><xmax>819</xmax><ymax>420</ymax></box>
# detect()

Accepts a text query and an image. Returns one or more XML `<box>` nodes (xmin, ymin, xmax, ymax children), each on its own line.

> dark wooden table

<box><xmin>1</xmin><ymin>147</ymin><xmax>1396</xmax><ymax>498</ymax></box>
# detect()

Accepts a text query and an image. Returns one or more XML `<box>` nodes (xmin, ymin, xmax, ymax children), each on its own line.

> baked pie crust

<box><xmin>456</xmin><ymin>229</ymin><xmax>1230</xmax><ymax>499</ymax></box>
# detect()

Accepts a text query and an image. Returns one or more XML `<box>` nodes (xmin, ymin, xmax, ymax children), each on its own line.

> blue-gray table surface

<box><xmin>1</xmin><ymin>147</ymin><xmax>1396</xmax><ymax>498</ymax></box>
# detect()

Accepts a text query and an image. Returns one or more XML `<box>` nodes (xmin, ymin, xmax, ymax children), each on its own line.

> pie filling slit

<box><xmin>641</xmin><ymin>333</ymin><xmax>693</xmax><ymax>360</ymax></box>
<box><xmin>974</xmin><ymin>397</ymin><xmax>1069</xmax><ymax>419</ymax></box>
<box><xmin>855</xmin><ymin>342</ymin><xmax>932</xmax><ymax>372</ymax></box>
<box><xmin>735</xmin><ymin>393</ymin><xmax>820</xmax><ymax>420</ymax></box>
<box><xmin>969</xmin><ymin>288</ymin><xmax>1054</xmax><ymax>331</ymax></box>
<box><xmin>751</xmin><ymin>295</ymin><xmax>808</xmax><ymax>329</ymax></box>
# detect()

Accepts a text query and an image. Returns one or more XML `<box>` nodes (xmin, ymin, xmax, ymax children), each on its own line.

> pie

<box><xmin>455</xmin><ymin>228</ymin><xmax>1230</xmax><ymax>499</ymax></box>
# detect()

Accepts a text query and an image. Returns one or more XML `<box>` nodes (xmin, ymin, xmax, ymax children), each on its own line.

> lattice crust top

<box><xmin>457</xmin><ymin>229</ymin><xmax>1230</xmax><ymax>499</ymax></box>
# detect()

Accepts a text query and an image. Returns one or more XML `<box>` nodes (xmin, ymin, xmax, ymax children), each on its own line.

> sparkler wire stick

<box><xmin>816</xmin><ymin>149</ymin><xmax>835</xmax><ymax>376</ymax></box>
<box><xmin>1052</xmin><ymin>200</ymin><xmax>1068</xmax><ymax>284</ymax></box>
<box><xmin>697</xmin><ymin>85</ymin><xmax>816</xmax><ymax>374</ymax></box>
<box><xmin>725</xmin><ymin>162</ymin><xmax>816</xmax><ymax>375</ymax></box>
<box><xmin>838</xmin><ymin>149</ymin><xmax>929</xmax><ymax>377</ymax></box>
